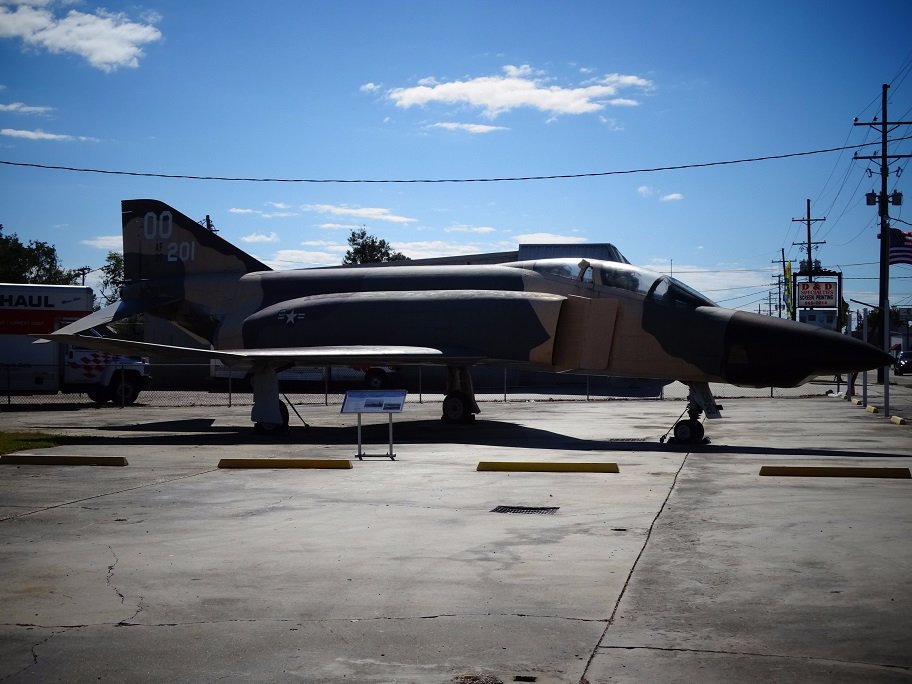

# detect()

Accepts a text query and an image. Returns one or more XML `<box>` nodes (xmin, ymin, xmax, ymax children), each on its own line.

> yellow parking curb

<box><xmin>759</xmin><ymin>466</ymin><xmax>910</xmax><ymax>479</ymax></box>
<box><xmin>0</xmin><ymin>455</ymin><xmax>128</xmax><ymax>466</ymax></box>
<box><xmin>477</xmin><ymin>461</ymin><xmax>619</xmax><ymax>473</ymax></box>
<box><xmin>218</xmin><ymin>458</ymin><xmax>352</xmax><ymax>469</ymax></box>
<box><xmin>890</xmin><ymin>415</ymin><xmax>908</xmax><ymax>426</ymax></box>
<box><xmin>866</xmin><ymin>405</ymin><xmax>880</xmax><ymax>414</ymax></box>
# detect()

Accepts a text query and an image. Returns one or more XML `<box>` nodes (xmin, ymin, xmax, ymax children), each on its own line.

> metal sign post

<box><xmin>341</xmin><ymin>390</ymin><xmax>407</xmax><ymax>460</ymax></box>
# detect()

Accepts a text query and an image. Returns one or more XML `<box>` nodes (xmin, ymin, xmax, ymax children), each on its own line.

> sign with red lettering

<box><xmin>796</xmin><ymin>281</ymin><xmax>837</xmax><ymax>308</ymax></box>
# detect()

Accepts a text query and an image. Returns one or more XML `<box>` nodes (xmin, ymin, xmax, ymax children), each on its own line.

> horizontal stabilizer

<box><xmin>49</xmin><ymin>301</ymin><xmax>141</xmax><ymax>337</ymax></box>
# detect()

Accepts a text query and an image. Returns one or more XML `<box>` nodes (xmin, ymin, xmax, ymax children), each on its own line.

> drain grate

<box><xmin>491</xmin><ymin>506</ymin><xmax>559</xmax><ymax>515</ymax></box>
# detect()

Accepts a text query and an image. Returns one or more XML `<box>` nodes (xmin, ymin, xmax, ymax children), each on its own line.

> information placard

<box><xmin>341</xmin><ymin>390</ymin><xmax>407</xmax><ymax>414</ymax></box>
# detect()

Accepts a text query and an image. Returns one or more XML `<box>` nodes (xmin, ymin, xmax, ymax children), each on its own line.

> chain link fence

<box><xmin>1</xmin><ymin>362</ymin><xmax>667</xmax><ymax>409</ymax></box>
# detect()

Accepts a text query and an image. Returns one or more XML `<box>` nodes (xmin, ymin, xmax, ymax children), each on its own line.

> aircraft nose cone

<box><xmin>723</xmin><ymin>311</ymin><xmax>893</xmax><ymax>388</ymax></box>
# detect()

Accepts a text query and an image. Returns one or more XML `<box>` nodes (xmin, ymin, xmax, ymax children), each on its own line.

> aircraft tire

<box><xmin>254</xmin><ymin>402</ymin><xmax>290</xmax><ymax>434</ymax></box>
<box><xmin>442</xmin><ymin>392</ymin><xmax>473</xmax><ymax>423</ymax></box>
<box><xmin>673</xmin><ymin>418</ymin><xmax>704</xmax><ymax>444</ymax></box>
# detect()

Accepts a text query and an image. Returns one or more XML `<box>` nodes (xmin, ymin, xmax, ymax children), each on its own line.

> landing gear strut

<box><xmin>662</xmin><ymin>382</ymin><xmax>722</xmax><ymax>445</ymax></box>
<box><xmin>250</xmin><ymin>365</ymin><xmax>290</xmax><ymax>434</ymax></box>
<box><xmin>442</xmin><ymin>366</ymin><xmax>480</xmax><ymax>423</ymax></box>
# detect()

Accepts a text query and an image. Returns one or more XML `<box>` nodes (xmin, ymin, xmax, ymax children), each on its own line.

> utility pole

<box><xmin>772</xmin><ymin>249</ymin><xmax>796</xmax><ymax>319</ymax></box>
<box><xmin>853</xmin><ymin>83</ymin><xmax>912</xmax><ymax>414</ymax></box>
<box><xmin>791</xmin><ymin>199</ymin><xmax>825</xmax><ymax>282</ymax></box>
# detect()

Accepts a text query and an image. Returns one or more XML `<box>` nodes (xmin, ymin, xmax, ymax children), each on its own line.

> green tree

<box><xmin>342</xmin><ymin>227</ymin><xmax>409</xmax><ymax>265</ymax></box>
<box><xmin>0</xmin><ymin>224</ymin><xmax>85</xmax><ymax>284</ymax></box>
<box><xmin>98</xmin><ymin>251</ymin><xmax>124</xmax><ymax>306</ymax></box>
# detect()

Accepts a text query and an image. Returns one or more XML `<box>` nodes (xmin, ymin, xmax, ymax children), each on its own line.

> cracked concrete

<box><xmin>1</xmin><ymin>396</ymin><xmax>910</xmax><ymax>682</ymax></box>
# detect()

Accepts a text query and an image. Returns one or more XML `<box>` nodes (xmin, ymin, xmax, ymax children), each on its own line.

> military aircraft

<box><xmin>43</xmin><ymin>199</ymin><xmax>892</xmax><ymax>443</ymax></box>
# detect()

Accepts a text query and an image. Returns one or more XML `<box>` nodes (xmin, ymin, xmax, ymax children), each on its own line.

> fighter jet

<box><xmin>44</xmin><ymin>199</ymin><xmax>892</xmax><ymax>443</ymax></box>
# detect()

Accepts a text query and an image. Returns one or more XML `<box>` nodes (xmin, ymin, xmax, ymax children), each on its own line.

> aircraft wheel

<box><xmin>442</xmin><ymin>392</ymin><xmax>474</xmax><ymax>423</ymax></box>
<box><xmin>254</xmin><ymin>402</ymin><xmax>290</xmax><ymax>434</ymax></box>
<box><xmin>673</xmin><ymin>418</ymin><xmax>704</xmax><ymax>444</ymax></box>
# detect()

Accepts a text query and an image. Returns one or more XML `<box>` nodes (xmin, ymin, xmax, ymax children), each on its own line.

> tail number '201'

<box><xmin>143</xmin><ymin>211</ymin><xmax>197</xmax><ymax>262</ymax></box>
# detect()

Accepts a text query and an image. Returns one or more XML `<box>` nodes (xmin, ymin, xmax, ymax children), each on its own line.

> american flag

<box><xmin>889</xmin><ymin>228</ymin><xmax>912</xmax><ymax>266</ymax></box>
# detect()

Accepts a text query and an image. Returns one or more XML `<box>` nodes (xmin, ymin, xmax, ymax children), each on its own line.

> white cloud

<box><xmin>318</xmin><ymin>222</ymin><xmax>360</xmax><ymax>230</ymax></box>
<box><xmin>0</xmin><ymin>101</ymin><xmax>52</xmax><ymax>114</ymax></box>
<box><xmin>428</xmin><ymin>122</ymin><xmax>509</xmax><ymax>134</ymax></box>
<box><xmin>387</xmin><ymin>64</ymin><xmax>653</xmax><ymax>119</ymax></box>
<box><xmin>240</xmin><ymin>232</ymin><xmax>279</xmax><ymax>243</ymax></box>
<box><xmin>0</xmin><ymin>3</ymin><xmax>161</xmax><ymax>72</ymax></box>
<box><xmin>270</xmin><ymin>249</ymin><xmax>341</xmax><ymax>269</ymax></box>
<box><xmin>81</xmin><ymin>235</ymin><xmax>121</xmax><ymax>251</ymax></box>
<box><xmin>360</xmin><ymin>82</ymin><xmax>380</xmax><ymax>93</ymax></box>
<box><xmin>660</xmin><ymin>193</ymin><xmax>684</xmax><ymax>202</ymax></box>
<box><xmin>393</xmin><ymin>239</ymin><xmax>492</xmax><ymax>260</ymax></box>
<box><xmin>303</xmin><ymin>203</ymin><xmax>417</xmax><ymax>224</ymax></box>
<box><xmin>230</xmin><ymin>205</ymin><xmax>297</xmax><ymax>219</ymax></box>
<box><xmin>637</xmin><ymin>185</ymin><xmax>655</xmax><ymax>197</ymax></box>
<box><xmin>444</xmin><ymin>224</ymin><xmax>496</xmax><ymax>234</ymax></box>
<box><xmin>299</xmin><ymin>240</ymin><xmax>344</xmax><ymax>249</ymax></box>
<box><xmin>514</xmin><ymin>232</ymin><xmax>588</xmax><ymax>244</ymax></box>
<box><xmin>1</xmin><ymin>127</ymin><xmax>96</xmax><ymax>141</ymax></box>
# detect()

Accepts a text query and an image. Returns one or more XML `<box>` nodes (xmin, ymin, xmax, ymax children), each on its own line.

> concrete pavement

<box><xmin>0</xmin><ymin>393</ymin><xmax>910</xmax><ymax>683</ymax></box>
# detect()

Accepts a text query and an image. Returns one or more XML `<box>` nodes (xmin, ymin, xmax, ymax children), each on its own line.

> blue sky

<box><xmin>1</xmin><ymin>0</ymin><xmax>911</xmax><ymax>316</ymax></box>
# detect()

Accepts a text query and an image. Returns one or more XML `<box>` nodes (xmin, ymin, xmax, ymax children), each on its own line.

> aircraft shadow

<box><xmin>35</xmin><ymin>417</ymin><xmax>912</xmax><ymax>460</ymax></box>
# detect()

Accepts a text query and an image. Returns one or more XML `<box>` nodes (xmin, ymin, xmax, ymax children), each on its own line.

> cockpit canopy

<box><xmin>510</xmin><ymin>258</ymin><xmax>716</xmax><ymax>308</ymax></box>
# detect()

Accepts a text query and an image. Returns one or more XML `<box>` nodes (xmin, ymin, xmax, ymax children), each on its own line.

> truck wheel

<box><xmin>110</xmin><ymin>371</ymin><xmax>142</xmax><ymax>406</ymax></box>
<box><xmin>86</xmin><ymin>387</ymin><xmax>111</xmax><ymax>404</ymax></box>
<box><xmin>365</xmin><ymin>369</ymin><xmax>386</xmax><ymax>390</ymax></box>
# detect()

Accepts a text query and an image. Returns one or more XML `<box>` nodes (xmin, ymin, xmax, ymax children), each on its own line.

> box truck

<box><xmin>0</xmin><ymin>283</ymin><xmax>151</xmax><ymax>404</ymax></box>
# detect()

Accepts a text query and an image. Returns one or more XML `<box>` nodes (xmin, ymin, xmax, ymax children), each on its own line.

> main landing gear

<box><xmin>661</xmin><ymin>381</ymin><xmax>722</xmax><ymax>445</ymax></box>
<box><xmin>250</xmin><ymin>365</ymin><xmax>292</xmax><ymax>434</ymax></box>
<box><xmin>442</xmin><ymin>366</ymin><xmax>480</xmax><ymax>423</ymax></box>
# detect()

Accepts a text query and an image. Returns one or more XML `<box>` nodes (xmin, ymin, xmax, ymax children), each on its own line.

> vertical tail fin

<box><xmin>120</xmin><ymin>199</ymin><xmax>271</xmax><ymax>343</ymax></box>
<box><xmin>122</xmin><ymin>199</ymin><xmax>270</xmax><ymax>283</ymax></box>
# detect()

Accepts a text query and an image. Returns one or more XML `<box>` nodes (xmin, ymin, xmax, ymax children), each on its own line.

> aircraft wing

<box><xmin>35</xmin><ymin>333</ymin><xmax>457</xmax><ymax>367</ymax></box>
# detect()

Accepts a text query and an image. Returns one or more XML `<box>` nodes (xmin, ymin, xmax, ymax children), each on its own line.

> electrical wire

<box><xmin>3</xmin><ymin>138</ymin><xmax>912</xmax><ymax>184</ymax></box>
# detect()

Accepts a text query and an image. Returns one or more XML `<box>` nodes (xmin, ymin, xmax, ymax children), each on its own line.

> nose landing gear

<box><xmin>661</xmin><ymin>382</ymin><xmax>722</xmax><ymax>445</ymax></box>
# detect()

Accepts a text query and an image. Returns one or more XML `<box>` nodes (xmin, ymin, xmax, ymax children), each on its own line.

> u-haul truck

<box><xmin>0</xmin><ymin>283</ymin><xmax>151</xmax><ymax>404</ymax></box>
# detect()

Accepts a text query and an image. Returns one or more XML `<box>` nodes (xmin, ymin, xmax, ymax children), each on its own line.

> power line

<box><xmin>3</xmin><ymin>138</ymin><xmax>912</xmax><ymax>184</ymax></box>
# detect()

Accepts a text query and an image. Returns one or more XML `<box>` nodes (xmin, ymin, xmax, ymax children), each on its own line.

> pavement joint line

<box><xmin>596</xmin><ymin>644</ymin><xmax>912</xmax><ymax>672</ymax></box>
<box><xmin>0</xmin><ymin>468</ymin><xmax>220</xmax><ymax>522</ymax></box>
<box><xmin>5</xmin><ymin>612</ymin><xmax>609</xmax><ymax>630</ymax></box>
<box><xmin>758</xmin><ymin>466</ymin><xmax>911</xmax><ymax>478</ymax></box>
<box><xmin>476</xmin><ymin>461</ymin><xmax>619</xmax><ymax>473</ymax></box>
<box><xmin>217</xmin><ymin>458</ymin><xmax>353</xmax><ymax>469</ymax></box>
<box><xmin>580</xmin><ymin>452</ymin><xmax>690</xmax><ymax>681</ymax></box>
